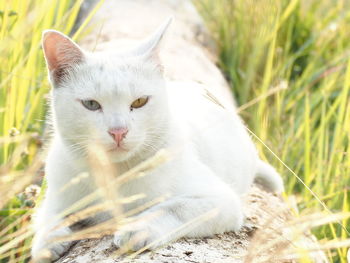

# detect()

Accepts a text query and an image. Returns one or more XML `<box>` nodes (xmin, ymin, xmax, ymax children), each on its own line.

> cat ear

<box><xmin>134</xmin><ymin>17</ymin><xmax>173</xmax><ymax>63</ymax></box>
<box><xmin>42</xmin><ymin>30</ymin><xmax>84</xmax><ymax>85</ymax></box>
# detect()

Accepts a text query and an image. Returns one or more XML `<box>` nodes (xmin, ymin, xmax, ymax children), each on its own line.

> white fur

<box><xmin>31</xmin><ymin>20</ymin><xmax>284</xmax><ymax>261</ymax></box>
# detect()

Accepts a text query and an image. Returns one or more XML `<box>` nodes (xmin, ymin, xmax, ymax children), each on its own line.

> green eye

<box><xmin>131</xmin><ymin>96</ymin><xmax>149</xmax><ymax>110</ymax></box>
<box><xmin>81</xmin><ymin>100</ymin><xmax>101</xmax><ymax>111</ymax></box>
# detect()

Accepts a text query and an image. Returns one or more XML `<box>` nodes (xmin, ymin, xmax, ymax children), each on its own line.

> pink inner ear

<box><xmin>42</xmin><ymin>31</ymin><xmax>83</xmax><ymax>72</ymax></box>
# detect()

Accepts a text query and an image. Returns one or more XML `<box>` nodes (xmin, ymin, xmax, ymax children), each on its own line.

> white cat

<box><xmin>31</xmin><ymin>18</ymin><xmax>283</xmax><ymax>262</ymax></box>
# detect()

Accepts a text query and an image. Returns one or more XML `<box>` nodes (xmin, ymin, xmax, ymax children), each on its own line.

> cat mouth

<box><xmin>106</xmin><ymin>145</ymin><xmax>128</xmax><ymax>152</ymax></box>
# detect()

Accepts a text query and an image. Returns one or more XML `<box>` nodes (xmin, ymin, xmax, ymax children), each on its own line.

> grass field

<box><xmin>197</xmin><ymin>0</ymin><xmax>350</xmax><ymax>261</ymax></box>
<box><xmin>0</xmin><ymin>0</ymin><xmax>349</xmax><ymax>262</ymax></box>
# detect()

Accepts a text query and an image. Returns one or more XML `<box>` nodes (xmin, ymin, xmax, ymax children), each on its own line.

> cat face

<box><xmin>43</xmin><ymin>19</ymin><xmax>172</xmax><ymax>162</ymax></box>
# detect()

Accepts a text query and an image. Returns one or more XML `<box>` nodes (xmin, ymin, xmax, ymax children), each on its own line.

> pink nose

<box><xmin>108</xmin><ymin>128</ymin><xmax>128</xmax><ymax>146</ymax></box>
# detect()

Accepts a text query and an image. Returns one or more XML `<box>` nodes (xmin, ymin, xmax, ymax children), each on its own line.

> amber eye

<box><xmin>130</xmin><ymin>96</ymin><xmax>149</xmax><ymax>110</ymax></box>
<box><xmin>81</xmin><ymin>100</ymin><xmax>101</xmax><ymax>111</ymax></box>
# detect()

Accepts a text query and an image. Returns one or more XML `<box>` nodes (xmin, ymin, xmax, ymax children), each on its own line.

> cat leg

<box><xmin>31</xmin><ymin>200</ymin><xmax>74</xmax><ymax>262</ymax></box>
<box><xmin>114</xmin><ymin>187</ymin><xmax>243</xmax><ymax>251</ymax></box>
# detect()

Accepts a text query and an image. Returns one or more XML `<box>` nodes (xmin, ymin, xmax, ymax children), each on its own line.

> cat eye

<box><xmin>81</xmin><ymin>100</ymin><xmax>101</xmax><ymax>111</ymax></box>
<box><xmin>130</xmin><ymin>96</ymin><xmax>149</xmax><ymax>110</ymax></box>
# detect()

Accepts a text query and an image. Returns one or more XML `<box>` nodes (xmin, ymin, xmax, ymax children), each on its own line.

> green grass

<box><xmin>197</xmin><ymin>0</ymin><xmax>350</xmax><ymax>261</ymax></box>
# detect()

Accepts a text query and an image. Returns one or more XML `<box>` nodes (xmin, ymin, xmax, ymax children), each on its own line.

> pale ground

<box><xmin>55</xmin><ymin>0</ymin><xmax>328</xmax><ymax>262</ymax></box>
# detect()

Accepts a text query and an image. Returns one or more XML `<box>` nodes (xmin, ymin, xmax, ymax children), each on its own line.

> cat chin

<box><xmin>108</xmin><ymin>149</ymin><xmax>136</xmax><ymax>163</ymax></box>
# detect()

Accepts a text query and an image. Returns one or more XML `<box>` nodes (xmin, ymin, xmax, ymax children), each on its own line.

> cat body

<box><xmin>31</xmin><ymin>19</ymin><xmax>283</xmax><ymax>262</ymax></box>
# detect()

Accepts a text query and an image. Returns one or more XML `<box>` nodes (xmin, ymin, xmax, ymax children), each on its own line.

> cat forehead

<box><xmin>67</xmin><ymin>56</ymin><xmax>162</xmax><ymax>96</ymax></box>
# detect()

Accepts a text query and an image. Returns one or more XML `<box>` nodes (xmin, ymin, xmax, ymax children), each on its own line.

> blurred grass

<box><xmin>0</xmin><ymin>0</ymin><xmax>103</xmax><ymax>262</ymax></box>
<box><xmin>196</xmin><ymin>0</ymin><xmax>350</xmax><ymax>261</ymax></box>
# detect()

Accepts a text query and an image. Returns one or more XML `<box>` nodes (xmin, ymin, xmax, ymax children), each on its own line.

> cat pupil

<box><xmin>131</xmin><ymin>96</ymin><xmax>148</xmax><ymax>110</ymax></box>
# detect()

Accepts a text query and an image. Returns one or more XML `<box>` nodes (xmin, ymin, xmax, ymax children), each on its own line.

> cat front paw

<box><xmin>31</xmin><ymin>227</ymin><xmax>73</xmax><ymax>262</ymax></box>
<box><xmin>32</xmin><ymin>242</ymin><xmax>73</xmax><ymax>262</ymax></box>
<box><xmin>113</xmin><ymin>220</ymin><xmax>166</xmax><ymax>251</ymax></box>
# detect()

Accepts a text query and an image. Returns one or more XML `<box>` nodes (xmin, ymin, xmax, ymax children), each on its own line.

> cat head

<box><xmin>43</xmin><ymin>18</ymin><xmax>172</xmax><ymax>162</ymax></box>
